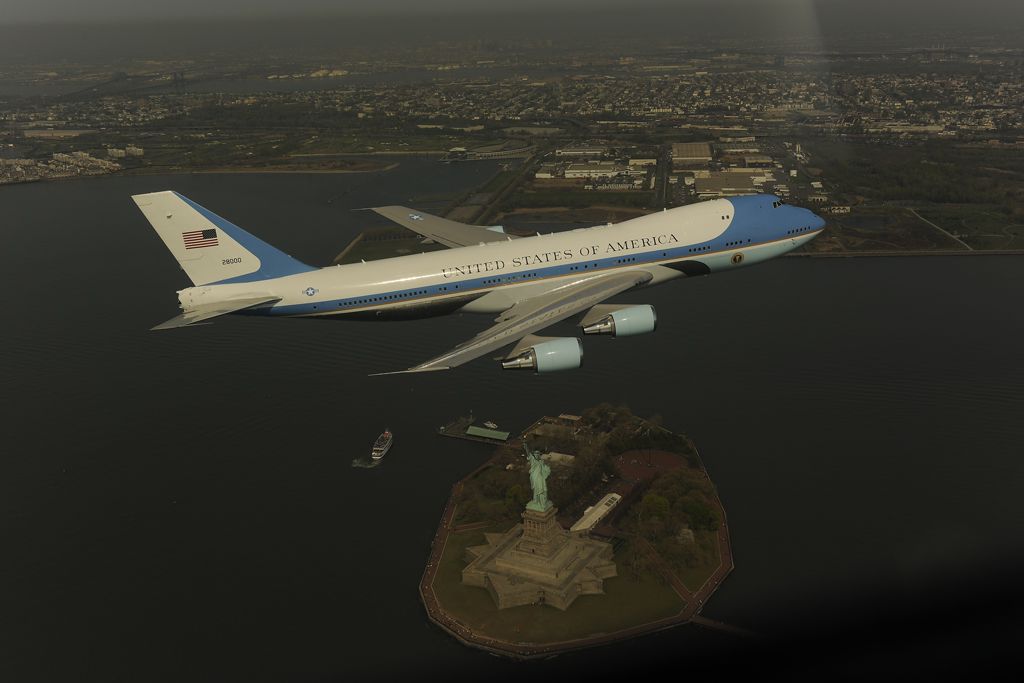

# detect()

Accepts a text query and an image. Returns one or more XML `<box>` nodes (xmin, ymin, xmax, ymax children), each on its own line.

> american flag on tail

<box><xmin>182</xmin><ymin>228</ymin><xmax>218</xmax><ymax>249</ymax></box>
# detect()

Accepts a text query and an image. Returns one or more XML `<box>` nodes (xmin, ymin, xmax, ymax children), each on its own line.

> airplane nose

<box><xmin>809</xmin><ymin>210</ymin><xmax>826</xmax><ymax>230</ymax></box>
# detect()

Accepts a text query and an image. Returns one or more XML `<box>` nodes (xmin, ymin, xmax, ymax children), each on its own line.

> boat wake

<box><xmin>351</xmin><ymin>458</ymin><xmax>383</xmax><ymax>469</ymax></box>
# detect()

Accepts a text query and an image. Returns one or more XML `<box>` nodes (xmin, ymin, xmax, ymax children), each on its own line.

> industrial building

<box><xmin>564</xmin><ymin>162</ymin><xmax>644</xmax><ymax>180</ymax></box>
<box><xmin>716</xmin><ymin>142</ymin><xmax>761</xmax><ymax>155</ymax></box>
<box><xmin>742</xmin><ymin>155</ymin><xmax>774</xmax><ymax>168</ymax></box>
<box><xmin>445</xmin><ymin>142</ymin><xmax>534</xmax><ymax>161</ymax></box>
<box><xmin>671</xmin><ymin>142</ymin><xmax>713</xmax><ymax>166</ymax></box>
<box><xmin>694</xmin><ymin>172</ymin><xmax>758</xmax><ymax>198</ymax></box>
<box><xmin>555</xmin><ymin>145</ymin><xmax>609</xmax><ymax>158</ymax></box>
<box><xmin>534</xmin><ymin>162</ymin><xmax>563</xmax><ymax>179</ymax></box>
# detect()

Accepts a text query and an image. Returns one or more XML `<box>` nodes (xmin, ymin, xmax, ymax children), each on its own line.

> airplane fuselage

<box><xmin>177</xmin><ymin>194</ymin><xmax>824</xmax><ymax>321</ymax></box>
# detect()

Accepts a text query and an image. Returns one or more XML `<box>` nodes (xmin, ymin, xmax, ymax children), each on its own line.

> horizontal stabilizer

<box><xmin>152</xmin><ymin>295</ymin><xmax>280</xmax><ymax>330</ymax></box>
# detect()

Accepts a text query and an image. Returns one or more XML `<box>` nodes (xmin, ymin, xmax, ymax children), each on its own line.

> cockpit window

<box><xmin>772</xmin><ymin>199</ymin><xmax>786</xmax><ymax>208</ymax></box>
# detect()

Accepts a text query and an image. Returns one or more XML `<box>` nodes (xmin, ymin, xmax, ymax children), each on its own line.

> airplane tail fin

<box><xmin>132</xmin><ymin>191</ymin><xmax>316</xmax><ymax>286</ymax></box>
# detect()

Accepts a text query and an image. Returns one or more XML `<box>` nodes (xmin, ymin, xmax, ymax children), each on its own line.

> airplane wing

<box><xmin>151</xmin><ymin>295</ymin><xmax>281</xmax><ymax>330</ymax></box>
<box><xmin>372</xmin><ymin>270</ymin><xmax>653</xmax><ymax>375</ymax></box>
<box><xmin>368</xmin><ymin>206</ymin><xmax>517</xmax><ymax>248</ymax></box>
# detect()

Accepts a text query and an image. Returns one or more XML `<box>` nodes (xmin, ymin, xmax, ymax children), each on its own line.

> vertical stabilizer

<box><xmin>132</xmin><ymin>191</ymin><xmax>315</xmax><ymax>286</ymax></box>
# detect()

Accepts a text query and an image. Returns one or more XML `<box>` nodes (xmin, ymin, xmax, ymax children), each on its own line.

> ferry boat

<box><xmin>371</xmin><ymin>429</ymin><xmax>393</xmax><ymax>460</ymax></box>
<box><xmin>483</xmin><ymin>421</ymin><xmax>499</xmax><ymax>429</ymax></box>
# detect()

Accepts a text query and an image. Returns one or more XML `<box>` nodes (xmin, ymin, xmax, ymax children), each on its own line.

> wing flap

<box><xmin>369</xmin><ymin>206</ymin><xmax>516</xmax><ymax>248</ymax></box>
<box><xmin>372</xmin><ymin>270</ymin><xmax>652</xmax><ymax>374</ymax></box>
<box><xmin>152</xmin><ymin>295</ymin><xmax>281</xmax><ymax>330</ymax></box>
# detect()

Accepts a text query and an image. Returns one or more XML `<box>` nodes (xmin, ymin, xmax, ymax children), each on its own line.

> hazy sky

<box><xmin>2</xmin><ymin>0</ymin><xmax>1022</xmax><ymax>27</ymax></box>
<box><xmin>0</xmin><ymin>0</ymin><xmax>1020</xmax><ymax>63</ymax></box>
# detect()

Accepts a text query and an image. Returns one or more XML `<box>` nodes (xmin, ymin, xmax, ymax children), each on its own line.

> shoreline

<box><xmin>788</xmin><ymin>249</ymin><xmax>1024</xmax><ymax>258</ymax></box>
<box><xmin>0</xmin><ymin>161</ymin><xmax>401</xmax><ymax>188</ymax></box>
<box><xmin>185</xmin><ymin>162</ymin><xmax>399</xmax><ymax>174</ymax></box>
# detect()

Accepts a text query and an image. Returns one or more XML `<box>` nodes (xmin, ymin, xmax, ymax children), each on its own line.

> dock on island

<box><xmin>437</xmin><ymin>415</ymin><xmax>512</xmax><ymax>445</ymax></box>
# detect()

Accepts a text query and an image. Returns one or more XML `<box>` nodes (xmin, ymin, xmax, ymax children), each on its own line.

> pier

<box><xmin>437</xmin><ymin>415</ymin><xmax>512</xmax><ymax>445</ymax></box>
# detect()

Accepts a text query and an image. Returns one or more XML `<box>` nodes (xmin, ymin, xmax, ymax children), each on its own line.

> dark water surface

<box><xmin>2</xmin><ymin>166</ymin><xmax>1022</xmax><ymax>681</ymax></box>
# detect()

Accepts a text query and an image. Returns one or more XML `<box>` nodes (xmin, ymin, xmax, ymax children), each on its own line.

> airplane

<box><xmin>133</xmin><ymin>191</ymin><xmax>825</xmax><ymax>374</ymax></box>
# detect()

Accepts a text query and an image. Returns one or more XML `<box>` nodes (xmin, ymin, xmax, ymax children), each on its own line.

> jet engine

<box><xmin>500</xmin><ymin>337</ymin><xmax>583</xmax><ymax>373</ymax></box>
<box><xmin>581</xmin><ymin>304</ymin><xmax>657</xmax><ymax>337</ymax></box>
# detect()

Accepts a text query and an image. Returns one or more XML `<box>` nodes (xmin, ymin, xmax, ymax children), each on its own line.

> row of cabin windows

<box><xmin>724</xmin><ymin>239</ymin><xmax>752</xmax><ymax>247</ymax></box>
<box><xmin>786</xmin><ymin>226</ymin><xmax>813</xmax><ymax>235</ymax></box>
<box><xmin>343</xmin><ymin>269</ymin><xmax>545</xmax><ymax>307</ymax></box>
<box><xmin>341</xmin><ymin>247</ymin><xmax>697</xmax><ymax>306</ymax></box>
<box><xmin>343</xmin><ymin>289</ymin><xmax>433</xmax><ymax>307</ymax></box>
<box><xmin>346</xmin><ymin>270</ymin><xmax>547</xmax><ymax>307</ymax></box>
<box><xmin>688</xmin><ymin>245</ymin><xmax>712</xmax><ymax>253</ymax></box>
<box><xmin>482</xmin><ymin>272</ymin><xmax>541</xmax><ymax>285</ymax></box>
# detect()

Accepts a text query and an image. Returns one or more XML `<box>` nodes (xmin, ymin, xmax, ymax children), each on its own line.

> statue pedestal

<box><xmin>516</xmin><ymin>506</ymin><xmax>562</xmax><ymax>557</ymax></box>
<box><xmin>462</xmin><ymin>504</ymin><xmax>617</xmax><ymax>611</ymax></box>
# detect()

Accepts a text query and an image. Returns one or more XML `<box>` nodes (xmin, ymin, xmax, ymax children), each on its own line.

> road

<box><xmin>655</xmin><ymin>145</ymin><xmax>671</xmax><ymax>209</ymax></box>
<box><xmin>907</xmin><ymin>207</ymin><xmax>973</xmax><ymax>250</ymax></box>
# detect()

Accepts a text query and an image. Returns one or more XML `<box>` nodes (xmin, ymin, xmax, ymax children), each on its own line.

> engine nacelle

<box><xmin>582</xmin><ymin>305</ymin><xmax>657</xmax><ymax>337</ymax></box>
<box><xmin>501</xmin><ymin>338</ymin><xmax>583</xmax><ymax>373</ymax></box>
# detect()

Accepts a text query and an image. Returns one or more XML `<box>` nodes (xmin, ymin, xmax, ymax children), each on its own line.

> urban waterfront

<box><xmin>1</xmin><ymin>165</ymin><xmax>1022</xmax><ymax>680</ymax></box>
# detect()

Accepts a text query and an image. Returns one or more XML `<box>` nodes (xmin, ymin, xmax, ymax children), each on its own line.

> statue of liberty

<box><xmin>522</xmin><ymin>439</ymin><xmax>552</xmax><ymax>512</ymax></box>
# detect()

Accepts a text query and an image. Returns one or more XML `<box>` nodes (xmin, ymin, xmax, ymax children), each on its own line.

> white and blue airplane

<box><xmin>134</xmin><ymin>191</ymin><xmax>824</xmax><ymax>373</ymax></box>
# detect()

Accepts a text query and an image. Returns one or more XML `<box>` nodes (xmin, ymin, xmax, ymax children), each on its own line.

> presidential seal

<box><xmin>304</xmin><ymin>287</ymin><xmax>318</xmax><ymax>297</ymax></box>
<box><xmin>731</xmin><ymin>253</ymin><xmax>745</xmax><ymax>265</ymax></box>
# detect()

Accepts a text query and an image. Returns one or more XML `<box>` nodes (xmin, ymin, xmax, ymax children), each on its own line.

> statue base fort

<box><xmin>462</xmin><ymin>506</ymin><xmax>617</xmax><ymax>611</ymax></box>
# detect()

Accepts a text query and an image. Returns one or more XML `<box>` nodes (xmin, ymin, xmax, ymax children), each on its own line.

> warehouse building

<box><xmin>694</xmin><ymin>172</ymin><xmax>758</xmax><ymax>198</ymax></box>
<box><xmin>671</xmin><ymin>142</ymin><xmax>713</xmax><ymax>166</ymax></box>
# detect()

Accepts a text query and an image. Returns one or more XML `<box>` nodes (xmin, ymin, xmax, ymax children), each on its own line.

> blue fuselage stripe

<box><xmin>255</xmin><ymin>226</ymin><xmax>820</xmax><ymax>318</ymax></box>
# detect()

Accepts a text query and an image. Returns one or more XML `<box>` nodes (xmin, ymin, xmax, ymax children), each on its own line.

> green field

<box><xmin>813</xmin><ymin>206</ymin><xmax>964</xmax><ymax>251</ymax></box>
<box><xmin>805</xmin><ymin>140</ymin><xmax>1024</xmax><ymax>251</ymax></box>
<box><xmin>431</xmin><ymin>527</ymin><xmax>685</xmax><ymax>644</ymax></box>
<box><xmin>915</xmin><ymin>204</ymin><xmax>1024</xmax><ymax>250</ymax></box>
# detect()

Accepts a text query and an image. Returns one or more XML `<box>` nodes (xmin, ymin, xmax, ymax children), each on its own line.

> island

<box><xmin>420</xmin><ymin>405</ymin><xmax>743</xmax><ymax>658</ymax></box>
